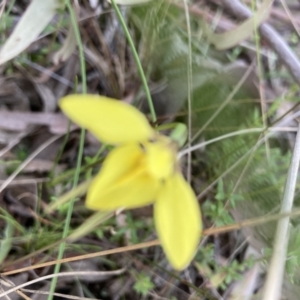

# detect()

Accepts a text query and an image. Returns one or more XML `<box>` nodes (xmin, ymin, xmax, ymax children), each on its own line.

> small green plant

<box><xmin>111</xmin><ymin>212</ymin><xmax>153</xmax><ymax>244</ymax></box>
<box><xmin>133</xmin><ymin>272</ymin><xmax>154</xmax><ymax>296</ymax></box>
<box><xmin>196</xmin><ymin>244</ymin><xmax>255</xmax><ymax>290</ymax></box>
<box><xmin>216</xmin><ymin>259</ymin><xmax>254</xmax><ymax>290</ymax></box>
<box><xmin>202</xmin><ymin>180</ymin><xmax>237</xmax><ymax>227</ymax></box>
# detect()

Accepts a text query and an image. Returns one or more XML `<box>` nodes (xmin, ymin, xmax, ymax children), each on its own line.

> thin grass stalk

<box><xmin>251</xmin><ymin>0</ymin><xmax>270</xmax><ymax>164</ymax></box>
<box><xmin>110</xmin><ymin>0</ymin><xmax>156</xmax><ymax>123</ymax></box>
<box><xmin>182</xmin><ymin>0</ymin><xmax>193</xmax><ymax>183</ymax></box>
<box><xmin>47</xmin><ymin>2</ymin><xmax>87</xmax><ymax>299</ymax></box>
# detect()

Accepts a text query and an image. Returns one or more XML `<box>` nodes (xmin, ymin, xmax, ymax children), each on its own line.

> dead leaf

<box><xmin>0</xmin><ymin>111</ymin><xmax>73</xmax><ymax>134</ymax></box>
<box><xmin>52</xmin><ymin>5</ymin><xmax>78</xmax><ymax>65</ymax></box>
<box><xmin>33</xmin><ymin>83</ymin><xmax>57</xmax><ymax>113</ymax></box>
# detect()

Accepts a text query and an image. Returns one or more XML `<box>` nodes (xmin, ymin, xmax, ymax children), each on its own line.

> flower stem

<box><xmin>110</xmin><ymin>0</ymin><xmax>157</xmax><ymax>123</ymax></box>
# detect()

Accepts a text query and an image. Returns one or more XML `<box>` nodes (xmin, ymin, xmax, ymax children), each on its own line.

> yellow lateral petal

<box><xmin>85</xmin><ymin>143</ymin><xmax>160</xmax><ymax>210</ymax></box>
<box><xmin>92</xmin><ymin>143</ymin><xmax>144</xmax><ymax>191</ymax></box>
<box><xmin>86</xmin><ymin>166</ymin><xmax>160</xmax><ymax>210</ymax></box>
<box><xmin>59</xmin><ymin>94</ymin><xmax>154</xmax><ymax>144</ymax></box>
<box><xmin>154</xmin><ymin>173</ymin><xmax>201</xmax><ymax>270</ymax></box>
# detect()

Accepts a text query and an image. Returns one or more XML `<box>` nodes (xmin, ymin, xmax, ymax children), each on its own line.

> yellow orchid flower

<box><xmin>59</xmin><ymin>94</ymin><xmax>202</xmax><ymax>270</ymax></box>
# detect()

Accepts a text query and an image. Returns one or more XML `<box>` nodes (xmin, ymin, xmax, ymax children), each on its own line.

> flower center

<box><xmin>144</xmin><ymin>138</ymin><xmax>177</xmax><ymax>180</ymax></box>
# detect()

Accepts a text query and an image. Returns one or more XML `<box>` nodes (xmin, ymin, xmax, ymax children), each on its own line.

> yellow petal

<box><xmin>91</xmin><ymin>143</ymin><xmax>144</xmax><ymax>191</ymax></box>
<box><xmin>60</xmin><ymin>94</ymin><xmax>154</xmax><ymax>144</ymax></box>
<box><xmin>86</xmin><ymin>143</ymin><xmax>160</xmax><ymax>210</ymax></box>
<box><xmin>154</xmin><ymin>173</ymin><xmax>201</xmax><ymax>270</ymax></box>
<box><xmin>86</xmin><ymin>167</ymin><xmax>160</xmax><ymax>210</ymax></box>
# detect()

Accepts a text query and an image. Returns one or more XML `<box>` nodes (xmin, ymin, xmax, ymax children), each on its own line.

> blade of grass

<box><xmin>67</xmin><ymin>211</ymin><xmax>115</xmax><ymax>241</ymax></box>
<box><xmin>0</xmin><ymin>221</ymin><xmax>14</xmax><ymax>264</ymax></box>
<box><xmin>179</xmin><ymin>128</ymin><xmax>264</xmax><ymax>157</ymax></box>
<box><xmin>47</xmin><ymin>2</ymin><xmax>87</xmax><ymax>300</ymax></box>
<box><xmin>182</xmin><ymin>0</ymin><xmax>193</xmax><ymax>183</ymax></box>
<box><xmin>262</xmin><ymin>122</ymin><xmax>300</xmax><ymax>300</ymax></box>
<box><xmin>251</xmin><ymin>0</ymin><xmax>270</xmax><ymax>164</ymax></box>
<box><xmin>110</xmin><ymin>0</ymin><xmax>156</xmax><ymax>123</ymax></box>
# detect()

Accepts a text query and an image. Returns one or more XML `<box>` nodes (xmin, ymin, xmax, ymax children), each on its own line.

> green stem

<box><xmin>47</xmin><ymin>2</ymin><xmax>87</xmax><ymax>299</ymax></box>
<box><xmin>110</xmin><ymin>0</ymin><xmax>156</xmax><ymax>123</ymax></box>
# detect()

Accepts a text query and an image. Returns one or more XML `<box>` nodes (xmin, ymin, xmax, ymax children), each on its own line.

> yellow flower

<box><xmin>59</xmin><ymin>94</ymin><xmax>202</xmax><ymax>270</ymax></box>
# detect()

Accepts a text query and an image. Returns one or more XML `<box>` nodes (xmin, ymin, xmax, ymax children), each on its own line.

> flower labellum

<box><xmin>59</xmin><ymin>94</ymin><xmax>202</xmax><ymax>270</ymax></box>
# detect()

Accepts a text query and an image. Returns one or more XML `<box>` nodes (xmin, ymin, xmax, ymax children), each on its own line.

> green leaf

<box><xmin>0</xmin><ymin>221</ymin><xmax>14</xmax><ymax>264</ymax></box>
